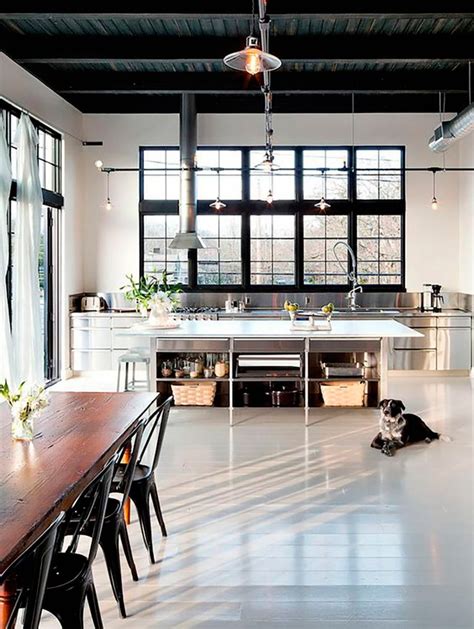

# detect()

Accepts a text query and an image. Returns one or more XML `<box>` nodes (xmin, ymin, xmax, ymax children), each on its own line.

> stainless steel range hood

<box><xmin>169</xmin><ymin>94</ymin><xmax>207</xmax><ymax>249</ymax></box>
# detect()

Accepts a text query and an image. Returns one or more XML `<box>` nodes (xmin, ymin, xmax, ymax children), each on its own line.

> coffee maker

<box><xmin>421</xmin><ymin>284</ymin><xmax>444</xmax><ymax>313</ymax></box>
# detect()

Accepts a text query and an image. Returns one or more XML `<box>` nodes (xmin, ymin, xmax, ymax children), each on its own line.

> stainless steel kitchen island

<box><xmin>121</xmin><ymin>319</ymin><xmax>421</xmax><ymax>425</ymax></box>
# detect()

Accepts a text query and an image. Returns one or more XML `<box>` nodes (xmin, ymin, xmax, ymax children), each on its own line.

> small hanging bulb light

<box><xmin>210</xmin><ymin>197</ymin><xmax>227</xmax><ymax>210</ymax></box>
<box><xmin>255</xmin><ymin>150</ymin><xmax>280</xmax><ymax>172</ymax></box>
<box><xmin>209</xmin><ymin>167</ymin><xmax>227</xmax><ymax>210</ymax></box>
<box><xmin>105</xmin><ymin>171</ymin><xmax>112</xmax><ymax>211</ymax></box>
<box><xmin>266</xmin><ymin>189</ymin><xmax>273</xmax><ymax>204</ymax></box>
<box><xmin>431</xmin><ymin>171</ymin><xmax>439</xmax><ymax>210</ymax></box>
<box><xmin>315</xmin><ymin>197</ymin><xmax>331</xmax><ymax>211</ymax></box>
<box><xmin>94</xmin><ymin>159</ymin><xmax>103</xmax><ymax>170</ymax></box>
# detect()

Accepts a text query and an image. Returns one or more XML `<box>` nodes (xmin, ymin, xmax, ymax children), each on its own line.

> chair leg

<box><xmin>43</xmin><ymin>588</ymin><xmax>87</xmax><ymax>629</ymax></box>
<box><xmin>100</xmin><ymin>531</ymin><xmax>127</xmax><ymax>618</ymax></box>
<box><xmin>116</xmin><ymin>362</ymin><xmax>122</xmax><ymax>392</ymax></box>
<box><xmin>119</xmin><ymin>519</ymin><xmax>139</xmax><ymax>581</ymax></box>
<box><xmin>86</xmin><ymin>581</ymin><xmax>104</xmax><ymax>629</ymax></box>
<box><xmin>131</xmin><ymin>486</ymin><xmax>156</xmax><ymax>564</ymax></box>
<box><xmin>124</xmin><ymin>363</ymin><xmax>129</xmax><ymax>392</ymax></box>
<box><xmin>150</xmin><ymin>481</ymin><xmax>168</xmax><ymax>537</ymax></box>
<box><xmin>132</xmin><ymin>363</ymin><xmax>136</xmax><ymax>389</ymax></box>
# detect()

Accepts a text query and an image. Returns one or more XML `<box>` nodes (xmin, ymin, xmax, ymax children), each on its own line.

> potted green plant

<box><xmin>121</xmin><ymin>270</ymin><xmax>182</xmax><ymax>316</ymax></box>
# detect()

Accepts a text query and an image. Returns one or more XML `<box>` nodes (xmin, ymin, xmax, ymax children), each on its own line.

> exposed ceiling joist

<box><xmin>5</xmin><ymin>35</ymin><xmax>472</xmax><ymax>64</ymax></box>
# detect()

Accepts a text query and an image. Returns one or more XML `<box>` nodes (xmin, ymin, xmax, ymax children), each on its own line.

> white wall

<box><xmin>458</xmin><ymin>132</ymin><xmax>474</xmax><ymax>294</ymax></box>
<box><xmin>0</xmin><ymin>53</ymin><xmax>84</xmax><ymax>376</ymax></box>
<box><xmin>82</xmin><ymin>111</ymin><xmax>462</xmax><ymax>293</ymax></box>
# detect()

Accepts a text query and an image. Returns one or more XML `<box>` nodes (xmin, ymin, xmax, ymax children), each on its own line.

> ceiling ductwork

<box><xmin>169</xmin><ymin>94</ymin><xmax>207</xmax><ymax>249</ymax></box>
<box><xmin>428</xmin><ymin>103</ymin><xmax>474</xmax><ymax>152</ymax></box>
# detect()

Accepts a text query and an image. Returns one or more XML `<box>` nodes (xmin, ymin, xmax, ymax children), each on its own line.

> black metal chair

<box><xmin>16</xmin><ymin>458</ymin><xmax>115</xmax><ymax>629</ymax></box>
<box><xmin>3</xmin><ymin>512</ymin><xmax>64</xmax><ymax>629</ymax></box>
<box><xmin>112</xmin><ymin>396</ymin><xmax>172</xmax><ymax>564</ymax></box>
<box><xmin>64</xmin><ymin>420</ymin><xmax>145</xmax><ymax>619</ymax></box>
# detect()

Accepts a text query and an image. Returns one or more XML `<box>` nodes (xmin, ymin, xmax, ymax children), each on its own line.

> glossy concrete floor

<box><xmin>47</xmin><ymin>374</ymin><xmax>473</xmax><ymax>628</ymax></box>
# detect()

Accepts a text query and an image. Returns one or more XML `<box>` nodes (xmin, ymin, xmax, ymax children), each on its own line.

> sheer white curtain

<box><xmin>0</xmin><ymin>114</ymin><xmax>13</xmax><ymax>384</ymax></box>
<box><xmin>12</xmin><ymin>114</ymin><xmax>44</xmax><ymax>385</ymax></box>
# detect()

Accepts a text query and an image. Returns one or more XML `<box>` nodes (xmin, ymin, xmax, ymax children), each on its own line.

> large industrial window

<box><xmin>1</xmin><ymin>98</ymin><xmax>63</xmax><ymax>382</ymax></box>
<box><xmin>139</xmin><ymin>145</ymin><xmax>405</xmax><ymax>292</ymax></box>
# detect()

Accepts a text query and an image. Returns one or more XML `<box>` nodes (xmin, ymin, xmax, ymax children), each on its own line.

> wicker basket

<box><xmin>171</xmin><ymin>382</ymin><xmax>217</xmax><ymax>406</ymax></box>
<box><xmin>320</xmin><ymin>381</ymin><xmax>365</xmax><ymax>407</ymax></box>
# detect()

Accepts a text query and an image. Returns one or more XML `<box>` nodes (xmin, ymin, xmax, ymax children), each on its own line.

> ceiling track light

<box><xmin>223</xmin><ymin>34</ymin><xmax>281</xmax><ymax>75</ymax></box>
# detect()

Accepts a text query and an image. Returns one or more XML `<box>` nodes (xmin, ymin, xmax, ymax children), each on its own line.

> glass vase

<box><xmin>11</xmin><ymin>414</ymin><xmax>35</xmax><ymax>441</ymax></box>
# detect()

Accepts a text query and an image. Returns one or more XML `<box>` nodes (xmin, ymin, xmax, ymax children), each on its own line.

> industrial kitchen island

<box><xmin>122</xmin><ymin>319</ymin><xmax>421</xmax><ymax>426</ymax></box>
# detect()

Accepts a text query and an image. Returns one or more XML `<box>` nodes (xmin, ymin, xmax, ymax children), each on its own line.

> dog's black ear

<box><xmin>399</xmin><ymin>400</ymin><xmax>406</xmax><ymax>411</ymax></box>
<box><xmin>378</xmin><ymin>399</ymin><xmax>388</xmax><ymax>408</ymax></box>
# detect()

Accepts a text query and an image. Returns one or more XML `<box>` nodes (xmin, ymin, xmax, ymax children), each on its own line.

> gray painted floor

<box><xmin>46</xmin><ymin>374</ymin><xmax>473</xmax><ymax>628</ymax></box>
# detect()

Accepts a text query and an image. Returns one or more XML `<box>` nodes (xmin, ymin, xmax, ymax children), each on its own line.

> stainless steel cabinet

<box><xmin>391</xmin><ymin>348</ymin><xmax>437</xmax><ymax>370</ymax></box>
<box><xmin>436</xmin><ymin>328</ymin><xmax>471</xmax><ymax>370</ymax></box>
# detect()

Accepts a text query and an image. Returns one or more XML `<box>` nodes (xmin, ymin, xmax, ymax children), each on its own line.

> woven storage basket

<box><xmin>171</xmin><ymin>382</ymin><xmax>217</xmax><ymax>406</ymax></box>
<box><xmin>320</xmin><ymin>381</ymin><xmax>365</xmax><ymax>407</ymax></box>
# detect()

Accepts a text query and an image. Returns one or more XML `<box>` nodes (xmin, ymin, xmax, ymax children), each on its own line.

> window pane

<box><xmin>197</xmin><ymin>214</ymin><xmax>242</xmax><ymax>285</ymax></box>
<box><xmin>143</xmin><ymin>214</ymin><xmax>188</xmax><ymax>284</ymax></box>
<box><xmin>356</xmin><ymin>148</ymin><xmax>402</xmax><ymax>200</ymax></box>
<box><xmin>251</xmin><ymin>214</ymin><xmax>295</xmax><ymax>285</ymax></box>
<box><xmin>357</xmin><ymin>214</ymin><xmax>402</xmax><ymax>285</ymax></box>
<box><xmin>303</xmin><ymin>149</ymin><xmax>349</xmax><ymax>200</ymax></box>
<box><xmin>303</xmin><ymin>215</ymin><xmax>349</xmax><ymax>285</ymax></box>
<box><xmin>196</xmin><ymin>149</ymin><xmax>242</xmax><ymax>200</ymax></box>
<box><xmin>142</xmin><ymin>149</ymin><xmax>180</xmax><ymax>200</ymax></box>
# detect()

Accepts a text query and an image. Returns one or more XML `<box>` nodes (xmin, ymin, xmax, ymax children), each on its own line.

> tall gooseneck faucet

<box><xmin>333</xmin><ymin>241</ymin><xmax>362</xmax><ymax>310</ymax></box>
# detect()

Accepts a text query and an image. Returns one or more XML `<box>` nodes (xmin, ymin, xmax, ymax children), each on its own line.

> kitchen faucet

<box><xmin>333</xmin><ymin>241</ymin><xmax>362</xmax><ymax>310</ymax></box>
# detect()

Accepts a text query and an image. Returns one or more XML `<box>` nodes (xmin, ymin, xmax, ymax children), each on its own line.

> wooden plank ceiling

<box><xmin>0</xmin><ymin>3</ymin><xmax>473</xmax><ymax>113</ymax></box>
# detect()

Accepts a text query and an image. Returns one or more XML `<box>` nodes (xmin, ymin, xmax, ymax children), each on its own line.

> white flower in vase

<box><xmin>148</xmin><ymin>291</ymin><xmax>173</xmax><ymax>326</ymax></box>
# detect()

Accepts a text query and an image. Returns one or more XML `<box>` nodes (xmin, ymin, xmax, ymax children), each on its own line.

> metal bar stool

<box><xmin>117</xmin><ymin>350</ymin><xmax>151</xmax><ymax>392</ymax></box>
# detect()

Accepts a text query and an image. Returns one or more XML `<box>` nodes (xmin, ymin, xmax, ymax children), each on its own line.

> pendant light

<box><xmin>314</xmin><ymin>196</ymin><xmax>331</xmax><ymax>211</ymax></box>
<box><xmin>209</xmin><ymin>167</ymin><xmax>227</xmax><ymax>210</ymax></box>
<box><xmin>431</xmin><ymin>170</ymin><xmax>438</xmax><ymax>210</ymax></box>
<box><xmin>255</xmin><ymin>150</ymin><xmax>280</xmax><ymax>172</ymax></box>
<box><xmin>105</xmin><ymin>171</ymin><xmax>112</xmax><ymax>211</ymax></box>
<box><xmin>224</xmin><ymin>35</ymin><xmax>281</xmax><ymax>75</ymax></box>
<box><xmin>94</xmin><ymin>159</ymin><xmax>103</xmax><ymax>170</ymax></box>
<box><xmin>266</xmin><ymin>189</ymin><xmax>273</xmax><ymax>204</ymax></box>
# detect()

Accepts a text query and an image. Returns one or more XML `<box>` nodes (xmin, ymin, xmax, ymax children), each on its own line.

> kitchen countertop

<box><xmin>71</xmin><ymin>308</ymin><xmax>472</xmax><ymax>319</ymax></box>
<box><xmin>116</xmin><ymin>319</ymin><xmax>422</xmax><ymax>339</ymax></box>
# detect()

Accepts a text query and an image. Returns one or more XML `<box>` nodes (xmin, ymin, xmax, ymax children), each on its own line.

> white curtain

<box><xmin>12</xmin><ymin>114</ymin><xmax>44</xmax><ymax>385</ymax></box>
<box><xmin>0</xmin><ymin>114</ymin><xmax>13</xmax><ymax>385</ymax></box>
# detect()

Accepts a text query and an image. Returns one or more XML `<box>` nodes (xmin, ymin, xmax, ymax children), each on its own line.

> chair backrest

<box><xmin>113</xmin><ymin>419</ymin><xmax>145</xmax><ymax>511</ymax></box>
<box><xmin>64</xmin><ymin>457</ymin><xmax>115</xmax><ymax>569</ymax></box>
<box><xmin>5</xmin><ymin>512</ymin><xmax>64</xmax><ymax>629</ymax></box>
<box><xmin>138</xmin><ymin>396</ymin><xmax>172</xmax><ymax>474</ymax></box>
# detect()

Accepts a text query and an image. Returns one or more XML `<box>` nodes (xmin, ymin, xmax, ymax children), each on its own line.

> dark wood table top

<box><xmin>0</xmin><ymin>391</ymin><xmax>158</xmax><ymax>577</ymax></box>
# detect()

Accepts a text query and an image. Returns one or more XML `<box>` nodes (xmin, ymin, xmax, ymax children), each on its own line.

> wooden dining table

<box><xmin>0</xmin><ymin>391</ymin><xmax>158</xmax><ymax>628</ymax></box>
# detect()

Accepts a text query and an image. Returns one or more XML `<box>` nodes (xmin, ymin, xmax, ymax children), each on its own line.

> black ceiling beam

<box><xmin>4</xmin><ymin>35</ymin><xmax>472</xmax><ymax>64</ymax></box>
<box><xmin>43</xmin><ymin>70</ymin><xmax>468</xmax><ymax>95</ymax></box>
<box><xmin>0</xmin><ymin>3</ymin><xmax>473</xmax><ymax>19</ymax></box>
<box><xmin>62</xmin><ymin>92</ymin><xmax>469</xmax><ymax>114</ymax></box>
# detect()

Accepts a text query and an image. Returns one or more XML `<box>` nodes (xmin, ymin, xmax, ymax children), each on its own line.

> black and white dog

<box><xmin>371</xmin><ymin>399</ymin><xmax>450</xmax><ymax>456</ymax></box>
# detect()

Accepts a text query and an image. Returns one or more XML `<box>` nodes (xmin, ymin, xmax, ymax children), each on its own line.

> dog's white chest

<box><xmin>380</xmin><ymin>415</ymin><xmax>406</xmax><ymax>441</ymax></box>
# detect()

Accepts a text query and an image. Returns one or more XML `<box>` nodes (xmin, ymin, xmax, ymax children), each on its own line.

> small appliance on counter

<box><xmin>420</xmin><ymin>284</ymin><xmax>444</xmax><ymax>313</ymax></box>
<box><xmin>81</xmin><ymin>295</ymin><xmax>105</xmax><ymax>312</ymax></box>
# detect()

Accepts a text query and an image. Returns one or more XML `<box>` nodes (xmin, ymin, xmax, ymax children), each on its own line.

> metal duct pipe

<box><xmin>429</xmin><ymin>103</ymin><xmax>474</xmax><ymax>152</ymax></box>
<box><xmin>169</xmin><ymin>93</ymin><xmax>206</xmax><ymax>249</ymax></box>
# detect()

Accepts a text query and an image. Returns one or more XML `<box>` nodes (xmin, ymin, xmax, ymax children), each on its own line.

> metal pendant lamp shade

<box><xmin>223</xmin><ymin>35</ymin><xmax>281</xmax><ymax>75</ymax></box>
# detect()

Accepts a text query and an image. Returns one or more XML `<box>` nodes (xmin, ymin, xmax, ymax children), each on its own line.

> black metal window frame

<box><xmin>1</xmin><ymin>98</ymin><xmax>63</xmax><ymax>382</ymax></box>
<box><xmin>139</xmin><ymin>145</ymin><xmax>406</xmax><ymax>293</ymax></box>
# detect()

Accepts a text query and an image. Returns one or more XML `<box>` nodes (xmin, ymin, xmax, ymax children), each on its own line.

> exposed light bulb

<box><xmin>210</xmin><ymin>197</ymin><xmax>227</xmax><ymax>210</ymax></box>
<box><xmin>105</xmin><ymin>198</ymin><xmax>112</xmax><ymax>211</ymax></box>
<box><xmin>245</xmin><ymin>49</ymin><xmax>262</xmax><ymax>75</ymax></box>
<box><xmin>94</xmin><ymin>159</ymin><xmax>103</xmax><ymax>170</ymax></box>
<box><xmin>431</xmin><ymin>196</ymin><xmax>438</xmax><ymax>211</ymax></box>
<box><xmin>266</xmin><ymin>189</ymin><xmax>273</xmax><ymax>204</ymax></box>
<box><xmin>315</xmin><ymin>197</ymin><xmax>331</xmax><ymax>210</ymax></box>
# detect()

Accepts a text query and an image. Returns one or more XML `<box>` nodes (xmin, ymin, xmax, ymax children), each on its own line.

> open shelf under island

<box><xmin>118</xmin><ymin>319</ymin><xmax>421</xmax><ymax>426</ymax></box>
